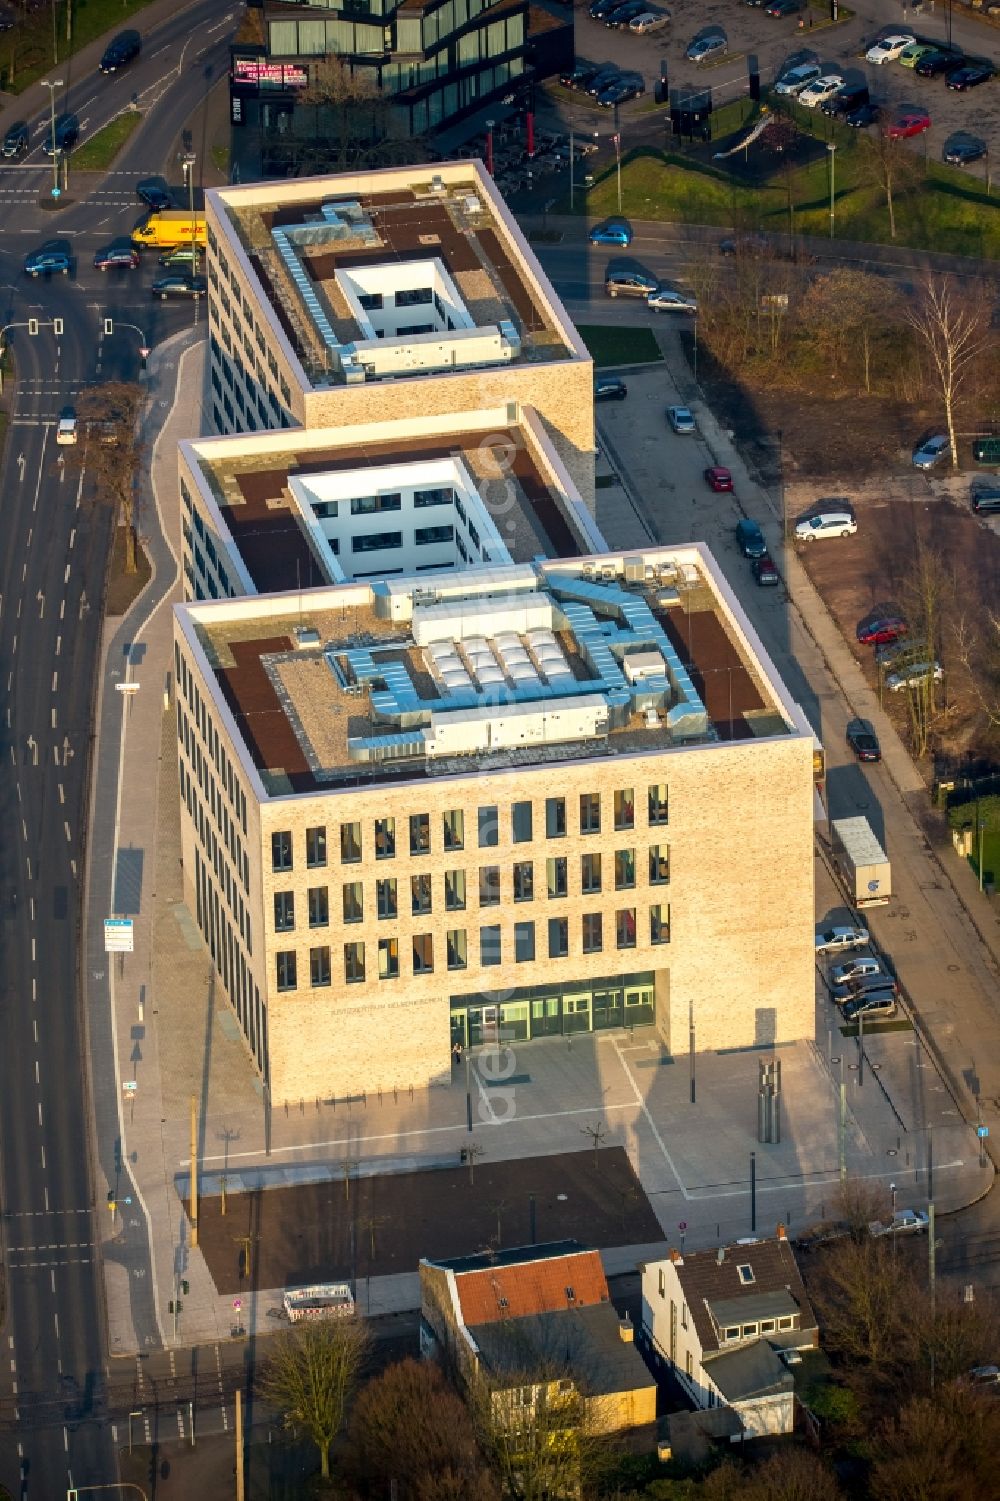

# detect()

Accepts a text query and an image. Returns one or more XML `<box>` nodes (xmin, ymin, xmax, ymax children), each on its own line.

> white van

<box><xmin>795</xmin><ymin>505</ymin><xmax>857</xmax><ymax>542</ymax></box>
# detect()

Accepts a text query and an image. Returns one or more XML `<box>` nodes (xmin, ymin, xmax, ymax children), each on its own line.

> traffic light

<box><xmin>28</xmin><ymin>318</ymin><xmax>38</xmax><ymax>336</ymax></box>
<box><xmin>104</xmin><ymin>318</ymin><xmax>113</xmax><ymax>336</ymax></box>
<box><xmin>53</xmin><ymin>318</ymin><xmax>63</xmax><ymax>336</ymax></box>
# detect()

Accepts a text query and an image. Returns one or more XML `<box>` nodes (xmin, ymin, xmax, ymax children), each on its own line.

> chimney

<box><xmin>669</xmin><ymin>1248</ymin><xmax>684</xmax><ymax>1265</ymax></box>
<box><xmin>618</xmin><ymin>1314</ymin><xmax>634</xmax><ymax>1343</ymax></box>
<box><xmin>777</xmin><ymin>1223</ymin><xmax>787</xmax><ymax>1241</ymax></box>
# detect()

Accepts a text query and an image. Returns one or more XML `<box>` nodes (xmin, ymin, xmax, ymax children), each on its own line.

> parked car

<box><xmin>912</xmin><ymin>433</ymin><xmax>950</xmax><ymax>469</ymax></box>
<box><xmin>686</xmin><ymin>33</ymin><xmax>727</xmax><ymax>64</ymax></box>
<box><xmin>881</xmin><ymin>1210</ymin><xmax>930</xmax><ymax>1235</ymax></box>
<box><xmin>866</xmin><ymin>32</ymin><xmax>914</xmax><ymax>65</ymax></box>
<box><xmin>886</xmin><ymin>109</ymin><xmax>931</xmax><ymax>140</ymax></box>
<box><xmin>629</xmin><ymin>11</ymin><xmax>669</xmax><ymax>32</ymax></box>
<box><xmin>752</xmin><ymin>553</ymin><xmax>780</xmax><ymax>586</ymax></box>
<box><xmin>719</xmin><ymin>232</ymin><xmax>771</xmax><ymax>256</ymax></box>
<box><xmin>589</xmin><ymin>0</ymin><xmax>622</xmax><ymax>17</ymax></box>
<box><xmin>647</xmin><ymin>287</ymin><xmax>697</xmax><ymax>312</ymax></box>
<box><xmin>561</xmin><ymin>63</ymin><xmax>599</xmax><ymax>89</ymax></box>
<box><xmin>765</xmin><ymin>0</ymin><xmax>804</xmax><ymax>13</ymax></box>
<box><xmin>794</xmin><ymin>504</ymin><xmax>857</xmax><ymax>541</ymax></box>
<box><xmin>136</xmin><ymin>178</ymin><xmax>173</xmax><ymax>210</ymax></box>
<box><xmin>595</xmin><ymin>375</ymin><xmax>628</xmax><ymax>401</ymax></box>
<box><xmin>1</xmin><ymin>120</ymin><xmax>28</xmax><ymax>158</ymax></box>
<box><xmin>42</xmin><ymin>113</ymin><xmax>79</xmax><ymax>155</ymax></box>
<box><xmin>24</xmin><ymin>246</ymin><xmax>70</xmax><ymax>277</ymax></box>
<box><xmin>886</xmin><ymin>659</ymin><xmax>943</xmax><ymax>692</ymax></box>
<box><xmin>857</xmin><ymin>609</ymin><xmax>908</xmax><ymax>645</ymax></box>
<box><xmin>847</xmin><ymin>101</ymin><xmax>882</xmax><ymax>128</ymax></box>
<box><xmin>944</xmin><ymin>135</ymin><xmax>987</xmax><ymax>165</ymax></box>
<box><xmin>830</xmin><ymin>954</ymin><xmax>883</xmax><ymax>987</ymax></box>
<box><xmin>898</xmin><ymin>41</ymin><xmax>936</xmax><ymax>69</ymax></box>
<box><xmin>968</xmin><ymin>1365</ymin><xmax>1000</xmax><ymax>1386</ymax></box>
<box><xmin>55</xmin><ymin>407</ymin><xmax>78</xmax><ymax>445</ymax></box>
<box><xmin>876</xmin><ymin>635</ymin><xmax>927</xmax><ymax>668</ymax></box>
<box><xmin>846</xmin><ymin>717</ymin><xmax>882</xmax><ymax>762</ymax></box>
<box><xmin>774</xmin><ymin>62</ymin><xmax>823</xmax><ymax>96</ymax></box>
<box><xmin>915</xmin><ymin>49</ymin><xmax>966</xmax><ymax>78</ymax></box>
<box><xmin>704</xmin><ymin>466</ymin><xmax>733</xmax><ymax>492</ymax></box>
<box><xmin>736</xmin><ymin>518</ymin><xmax>768</xmax><ymax>558</ymax></box>
<box><xmin>833</xmin><ymin>970</ymin><xmax>898</xmax><ymax>1003</ymax></box>
<box><xmin>151</xmin><ymin>273</ymin><xmax>207</xmax><ymax>300</ymax></box>
<box><xmin>598</xmin><ymin>78</ymin><xmax>645</xmax><ymax>105</ymax></box>
<box><xmin>948</xmin><ymin>62</ymin><xmax>994</xmax><ymax>90</ymax></box>
<box><xmin>605</xmin><ymin>0</ymin><xmax>646</xmax><ymax>27</ymax></box>
<box><xmin>590</xmin><ymin>216</ymin><xmax>632</xmax><ymax>246</ymax></box>
<box><xmin>159</xmin><ymin>245</ymin><xmax>202</xmax><ymax>269</ymax></box>
<box><xmin>970</xmin><ymin>483</ymin><xmax>1000</xmax><ymax>514</ymax></box>
<box><xmin>606</xmin><ymin>269</ymin><xmax>658</xmax><ymax>297</ymax></box>
<box><xmin>816</xmin><ymin>923</ymin><xmax>870</xmax><ymax>954</ymax></box>
<box><xmin>667</xmin><ymin>405</ymin><xmax>696</xmax><ymax>434</ymax></box>
<box><xmin>585</xmin><ymin>64</ymin><xmax>624</xmax><ymax>96</ymax></box>
<box><xmin>798</xmin><ymin>74</ymin><xmax>844</xmax><ymax>108</ymax></box>
<box><xmin>842</xmin><ymin>991</ymin><xmax>897</xmax><ymax>1021</ymax></box>
<box><xmin>94</xmin><ymin>243</ymin><xmax>140</xmax><ymax>271</ymax></box>
<box><xmin>822</xmin><ymin>84</ymin><xmax>869</xmax><ymax>118</ymax></box>
<box><xmin>100</xmin><ymin>28</ymin><xmax>141</xmax><ymax>72</ymax></box>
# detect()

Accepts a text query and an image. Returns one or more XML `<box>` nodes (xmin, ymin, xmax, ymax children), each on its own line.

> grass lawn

<box><xmin>0</xmin><ymin>0</ymin><xmax>157</xmax><ymax>94</ymax></box>
<box><xmin>578</xmin><ymin>324</ymin><xmax>662</xmax><ymax>367</ymax></box>
<box><xmin>71</xmin><ymin>112</ymin><xmax>142</xmax><ymax>172</ymax></box>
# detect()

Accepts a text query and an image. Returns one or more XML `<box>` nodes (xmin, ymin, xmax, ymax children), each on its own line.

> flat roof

<box><xmin>206</xmin><ymin>163</ymin><xmax>586</xmax><ymax>391</ymax></box>
<box><xmin>175</xmin><ymin>548</ymin><xmax>811</xmax><ymax>800</ymax></box>
<box><xmin>182</xmin><ymin>408</ymin><xmax>600</xmax><ymax>596</ymax></box>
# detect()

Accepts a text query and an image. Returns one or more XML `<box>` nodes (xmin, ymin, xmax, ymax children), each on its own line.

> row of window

<box><xmin>210</xmin><ymin>244</ymin><xmax>291</xmax><ymax>408</ymax></box>
<box><xmin>195</xmin><ymin>847</ymin><xmax>267</xmax><ymax>1079</ymax></box>
<box><xmin>269</xmin><ymin>789</ymin><xmax>669</xmax><ymax>873</ymax></box>
<box><xmin>181</xmin><ymin>760</ymin><xmax>253</xmax><ymax>954</ymax></box>
<box><xmin>272</xmin><ymin>848</ymin><xmax>670</xmax><ymax>931</ymax></box>
<box><xmin>274</xmin><ymin>906</ymin><xmax>670</xmax><ymax>989</ymax></box>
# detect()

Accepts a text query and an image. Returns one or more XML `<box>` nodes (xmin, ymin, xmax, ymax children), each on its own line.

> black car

<box><xmin>766</xmin><ymin>0</ymin><xmax>804</xmax><ymax>13</ymax></box>
<box><xmin>589</xmin><ymin>0</ymin><xmax>621</xmax><ymax>16</ymax></box>
<box><xmin>151</xmin><ymin>274</ymin><xmax>207</xmax><ymax>300</ymax></box>
<box><xmin>914</xmin><ymin>49</ymin><xmax>966</xmax><ymax>78</ymax></box>
<box><xmin>736</xmin><ymin>518</ymin><xmax>768</xmax><ymax>559</ymax></box>
<box><xmin>100</xmin><ymin>28</ymin><xmax>141</xmax><ymax>73</ymax></box>
<box><xmin>752</xmin><ymin>554</ymin><xmax>780</xmax><ymax>587</ymax></box>
<box><xmin>598</xmin><ymin>78</ymin><xmax>645</xmax><ymax>105</ymax></box>
<box><xmin>136</xmin><ymin>178</ymin><xmax>173</xmax><ymax>210</ymax></box>
<box><xmin>821</xmin><ymin>83</ymin><xmax>868</xmax><ymax>118</ymax></box>
<box><xmin>944</xmin><ymin>135</ymin><xmax>987</xmax><ymax>166</ymax></box>
<box><xmin>585</xmin><ymin>65</ymin><xmax>622</xmax><ymax>96</ymax></box>
<box><xmin>1</xmin><ymin>120</ymin><xmax>28</xmax><ymax>158</ymax></box>
<box><xmin>847</xmin><ymin>717</ymin><xmax>881</xmax><ymax>763</ymax></box>
<box><xmin>947</xmin><ymin>63</ymin><xmax>994</xmax><ymax>90</ymax></box>
<box><xmin>605</xmin><ymin>0</ymin><xmax>646</xmax><ymax>25</ymax></box>
<box><xmin>560</xmin><ymin>63</ymin><xmax>598</xmax><ymax>89</ymax></box>
<box><xmin>595</xmin><ymin>375</ymin><xmax>628</xmax><ymax>401</ymax></box>
<box><xmin>846</xmin><ymin>101</ymin><xmax>881</xmax><ymax>128</ymax></box>
<box><xmin>43</xmin><ymin>114</ymin><xmax>79</xmax><ymax>155</ymax></box>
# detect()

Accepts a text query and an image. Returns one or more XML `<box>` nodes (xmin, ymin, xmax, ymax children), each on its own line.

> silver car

<box><xmin>667</xmin><ymin>405</ymin><xmax>696</xmax><ymax>433</ymax></box>
<box><xmin>815</xmin><ymin>923</ymin><xmax>870</xmax><ymax>954</ymax></box>
<box><xmin>886</xmin><ymin>660</ymin><xmax>943</xmax><ymax>692</ymax></box>
<box><xmin>912</xmin><ymin>434</ymin><xmax>950</xmax><ymax>470</ymax></box>
<box><xmin>648</xmin><ymin>287</ymin><xmax>697</xmax><ymax>313</ymax></box>
<box><xmin>686</xmin><ymin>33</ymin><xmax>726</xmax><ymax>63</ymax></box>
<box><xmin>829</xmin><ymin>954</ymin><xmax>882</xmax><ymax>987</ymax></box>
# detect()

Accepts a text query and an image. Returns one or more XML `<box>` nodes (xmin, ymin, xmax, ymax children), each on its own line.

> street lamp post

<box><xmin>979</xmin><ymin>818</ymin><xmax>987</xmax><ymax>892</ymax></box>
<box><xmin>827</xmin><ymin>141</ymin><xmax>837</xmax><ymax>238</ymax></box>
<box><xmin>42</xmin><ymin>79</ymin><xmax>63</xmax><ymax>200</ymax></box>
<box><xmin>182</xmin><ymin>152</ymin><xmax>198</xmax><ymax>272</ymax></box>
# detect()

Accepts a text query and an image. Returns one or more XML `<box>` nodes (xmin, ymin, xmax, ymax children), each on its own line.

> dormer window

<box><xmin>741</xmin><ymin>1323</ymin><xmax>758</xmax><ymax>1339</ymax></box>
<box><xmin>565</xmin><ymin>1286</ymin><xmax>575</xmax><ymax>1302</ymax></box>
<box><xmin>737</xmin><ymin>1264</ymin><xmax>755</xmax><ymax>1285</ymax></box>
<box><xmin>725</xmin><ymin>1326</ymin><xmax>740</xmax><ymax>1342</ymax></box>
<box><xmin>498</xmin><ymin>1296</ymin><xmax>509</xmax><ymax>1309</ymax></box>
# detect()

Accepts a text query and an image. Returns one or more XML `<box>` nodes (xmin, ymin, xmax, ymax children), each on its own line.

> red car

<box><xmin>886</xmin><ymin>111</ymin><xmax>931</xmax><ymax>140</ymax></box>
<box><xmin>704</xmin><ymin>466</ymin><xmax>733</xmax><ymax>492</ymax></box>
<box><xmin>857</xmin><ymin>609</ymin><xmax>908</xmax><ymax>646</ymax></box>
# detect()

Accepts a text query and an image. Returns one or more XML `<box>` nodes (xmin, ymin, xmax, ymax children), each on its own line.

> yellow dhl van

<box><xmin>131</xmin><ymin>211</ymin><xmax>207</xmax><ymax>249</ymax></box>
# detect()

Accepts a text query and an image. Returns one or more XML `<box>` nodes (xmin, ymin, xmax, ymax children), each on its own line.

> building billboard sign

<box><xmin>104</xmin><ymin>917</ymin><xmax>134</xmax><ymax>953</ymax></box>
<box><xmin>233</xmin><ymin>58</ymin><xmax>308</xmax><ymax>90</ymax></box>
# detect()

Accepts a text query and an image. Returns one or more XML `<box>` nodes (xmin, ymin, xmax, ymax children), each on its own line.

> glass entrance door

<box><xmin>563</xmin><ymin>992</ymin><xmax>591</xmax><ymax>1034</ymax></box>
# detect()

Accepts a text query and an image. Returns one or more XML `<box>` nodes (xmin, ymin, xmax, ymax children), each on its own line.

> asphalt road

<box><xmin>0</xmin><ymin>5</ymin><xmax>234</xmax><ymax>1497</ymax></box>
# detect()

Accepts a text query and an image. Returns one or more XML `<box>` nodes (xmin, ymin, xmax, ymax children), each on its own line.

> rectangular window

<box><xmin>350</xmin><ymin>491</ymin><xmax>401</xmax><ymax>515</ymax></box>
<box><xmin>682</xmin><ymin>1302</ymin><xmax>689</xmax><ymax>1328</ymax></box>
<box><xmin>276</xmin><ymin>951</ymin><xmax>297</xmax><ymax>991</ymax></box>
<box><xmin>415</xmin><ymin>524</ymin><xmax>454</xmax><ymax>547</ymax></box>
<box><xmin>582</xmin><ymin>912</ymin><xmax>603</xmax><ymax>954</ymax></box>
<box><xmin>443</xmin><ymin>809</ymin><xmax>464</xmax><ymax>851</ymax></box>
<box><xmin>651</xmin><ymin>903</ymin><xmax>671</xmax><ymax>945</ymax></box>
<box><xmin>310</xmin><ymin>946</ymin><xmax>331</xmax><ymax>987</ymax></box>
<box><xmin>545</xmin><ymin>797</ymin><xmax>566</xmax><ymax>839</ymax></box>
<box><xmin>306</xmin><ymin>826</ymin><xmax>327</xmax><ymax>867</ymax></box>
<box><xmin>548</xmin><ymin>917</ymin><xmax>568</xmax><ymax>959</ymax></box>
<box><xmin>411</xmin><ymin>872</ymin><xmax>432</xmax><ymax>915</ymax></box>
<box><xmin>375</xmin><ymin>817</ymin><xmax>396</xmax><ymax>859</ymax></box>
<box><xmin>273</xmin><ymin>891</ymin><xmax>294</xmax><ymax>932</ymax></box>
<box><xmin>340</xmin><ymin>821</ymin><xmax>362</xmax><ymax>864</ymax></box>
<box><xmin>616</xmin><ymin>908</ymin><xmax>636</xmax><ymax>949</ymax></box>
<box><xmin>413</xmin><ymin>486</ymin><xmax>453</xmax><ymax>508</ymax></box>
<box><xmin>445</xmin><ymin>869</ymin><xmax>466</xmax><ymax>911</ymax></box>
<box><xmin>648</xmin><ymin>783</ymin><xmax>669</xmax><ymax>825</ymax></box>
<box><xmin>658</xmin><ymin>1267</ymin><xmax>666</xmax><ymax>1298</ymax></box>
<box><xmin>685</xmin><ymin>1351</ymin><xmax>693</xmax><ymax>1379</ymax></box>
<box><xmin>514</xmin><ymin>921</ymin><xmax>535</xmax><ymax>963</ymax></box>
<box><xmin>342</xmin><ymin>882</ymin><xmax>363</xmax><ymax>924</ymax></box>
<box><xmin>547</xmin><ymin>857</ymin><xmax>567</xmax><ymax>899</ymax></box>
<box><xmin>481</xmin><ymin>924</ymin><xmax>501</xmax><ymax>967</ymax></box>
<box><xmin>378</xmin><ymin>937</ymin><xmax>399</xmax><ymax>979</ymax></box>
<box><xmin>513</xmin><ymin>861</ymin><xmax>534</xmax><ymax>902</ymax></box>
<box><xmin>581</xmin><ymin>853</ymin><xmax>602</xmax><ymax>894</ymax></box>
<box><xmin>308</xmin><ymin>886</ymin><xmax>329</xmax><ymax>928</ymax></box>
<box><xmin>395</xmin><ymin>286</ymin><xmax>433</xmax><ymax>307</ymax></box>
<box><xmin>351</xmin><ymin>530</ymin><xmax>402</xmax><ymax>554</ymax></box>
<box><xmin>614</xmin><ymin>788</ymin><xmax>635</xmax><ymax>831</ymax></box>
<box><xmin>511</xmin><ymin>801</ymin><xmax>533</xmax><ymax>844</ymax></box>
<box><xmin>580</xmin><ymin>793</ymin><xmax>601</xmax><ymax>834</ymax></box>
<box><xmin>615</xmin><ymin>849</ymin><xmax>636</xmax><ymax>890</ymax></box>
<box><xmin>412</xmin><ymin>933</ymin><xmax>434</xmax><ymax>974</ymax></box>
<box><xmin>478</xmin><ymin>806</ymin><xmax>499</xmax><ymax>847</ymax></box>
<box><xmin>410</xmin><ymin>813</ymin><xmax>430</xmax><ymax>855</ymax></box>
<box><xmin>344</xmin><ymin>941</ymin><xmax>365</xmax><ymax>984</ymax></box>
<box><xmin>447</xmin><ymin>928</ymin><xmax>468</xmax><ymax>970</ymax></box>
<box><xmin>271</xmin><ymin>830</ymin><xmax>292</xmax><ymax>871</ymax></box>
<box><xmin>479</xmin><ymin>866</ymin><xmax>500</xmax><ymax>907</ymax></box>
<box><xmin>649</xmin><ymin>845</ymin><xmax>670</xmax><ymax>884</ymax></box>
<box><xmin>376</xmin><ymin>878</ymin><xmax>397</xmax><ymax>919</ymax></box>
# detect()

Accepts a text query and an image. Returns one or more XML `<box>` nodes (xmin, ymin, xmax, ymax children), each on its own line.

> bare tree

<box><xmin>808</xmin><ymin>1236</ymin><xmax>911</xmax><ymax>1375</ymax></box>
<box><xmin>261</xmin><ymin>1316</ymin><xmax>370</xmax><ymax>1481</ymax></box>
<box><xmin>67</xmin><ymin>382</ymin><xmax>146</xmax><ymax>575</ymax></box>
<box><xmin>904</xmin><ymin>273</ymin><xmax>993</xmax><ymax>470</ymax></box>
<box><xmin>859</xmin><ymin>131</ymin><xmax>921</xmax><ymax>242</ymax></box>
<box><xmin>897</xmin><ymin>529</ymin><xmax>956</xmax><ymax>756</ymax></box>
<box><xmin>834</xmin><ymin>1174</ymin><xmax>891</xmax><ymax>1243</ymax></box>
<box><xmin>798</xmin><ymin>268</ymin><xmax>901</xmax><ymax>393</ymax></box>
<box><xmin>870</xmin><ymin>1383</ymin><xmax>1000</xmax><ymax>1500</ymax></box>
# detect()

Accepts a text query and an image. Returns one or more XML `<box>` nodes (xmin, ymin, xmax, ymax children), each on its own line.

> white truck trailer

<box><xmin>831</xmin><ymin>816</ymin><xmax>891</xmax><ymax>908</ymax></box>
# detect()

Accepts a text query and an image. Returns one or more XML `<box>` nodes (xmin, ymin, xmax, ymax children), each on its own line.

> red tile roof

<box><xmin>455</xmin><ymin>1248</ymin><xmax>609</xmax><ymax>1326</ymax></box>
